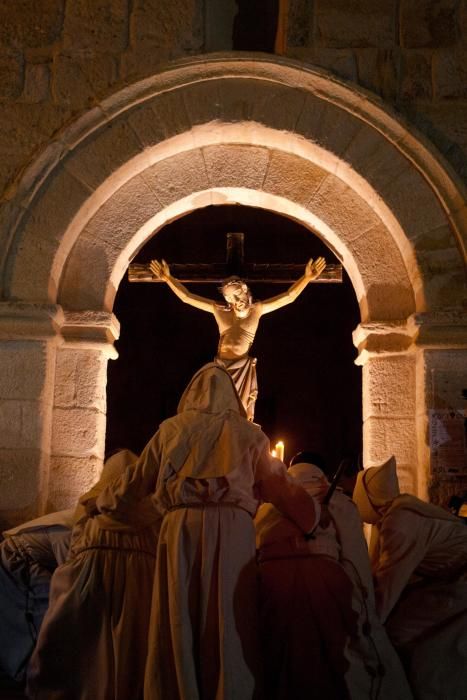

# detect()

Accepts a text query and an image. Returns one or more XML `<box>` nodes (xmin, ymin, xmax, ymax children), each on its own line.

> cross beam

<box><xmin>128</xmin><ymin>233</ymin><xmax>343</xmax><ymax>284</ymax></box>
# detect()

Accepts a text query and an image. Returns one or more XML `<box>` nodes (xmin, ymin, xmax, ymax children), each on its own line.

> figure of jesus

<box><xmin>150</xmin><ymin>257</ymin><xmax>326</xmax><ymax>421</ymax></box>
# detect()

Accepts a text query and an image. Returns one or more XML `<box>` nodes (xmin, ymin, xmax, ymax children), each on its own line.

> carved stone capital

<box><xmin>60</xmin><ymin>310</ymin><xmax>120</xmax><ymax>358</ymax></box>
<box><xmin>353</xmin><ymin>320</ymin><xmax>415</xmax><ymax>365</ymax></box>
<box><xmin>354</xmin><ymin>310</ymin><xmax>467</xmax><ymax>364</ymax></box>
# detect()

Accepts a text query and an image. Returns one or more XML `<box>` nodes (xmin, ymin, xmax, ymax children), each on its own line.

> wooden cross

<box><xmin>128</xmin><ymin>233</ymin><xmax>342</xmax><ymax>284</ymax></box>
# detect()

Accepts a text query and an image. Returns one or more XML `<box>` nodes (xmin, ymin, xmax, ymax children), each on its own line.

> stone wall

<box><xmin>0</xmin><ymin>0</ymin><xmax>204</xmax><ymax>199</ymax></box>
<box><xmin>0</xmin><ymin>2</ymin><xmax>465</xmax><ymax>523</ymax></box>
<box><xmin>286</xmin><ymin>0</ymin><xmax>467</xmax><ymax>182</ymax></box>
<box><xmin>0</xmin><ymin>0</ymin><xmax>466</xmax><ymax>204</ymax></box>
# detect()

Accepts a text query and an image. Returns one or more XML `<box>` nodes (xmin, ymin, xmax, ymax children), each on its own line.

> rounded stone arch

<box><xmin>0</xmin><ymin>54</ymin><xmax>465</xmax><ymax>522</ymax></box>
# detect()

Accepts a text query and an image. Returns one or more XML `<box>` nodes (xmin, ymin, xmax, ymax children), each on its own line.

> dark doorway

<box><xmin>106</xmin><ymin>205</ymin><xmax>362</xmax><ymax>473</ymax></box>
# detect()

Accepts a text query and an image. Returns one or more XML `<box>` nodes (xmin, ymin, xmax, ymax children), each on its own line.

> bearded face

<box><xmin>221</xmin><ymin>281</ymin><xmax>252</xmax><ymax>316</ymax></box>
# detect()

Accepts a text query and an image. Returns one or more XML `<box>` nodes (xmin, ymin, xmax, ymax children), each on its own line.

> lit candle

<box><xmin>271</xmin><ymin>449</ymin><xmax>277</xmax><ymax>458</ymax></box>
<box><xmin>275</xmin><ymin>440</ymin><xmax>285</xmax><ymax>462</ymax></box>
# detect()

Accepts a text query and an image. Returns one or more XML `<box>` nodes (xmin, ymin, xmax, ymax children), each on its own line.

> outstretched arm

<box><xmin>261</xmin><ymin>257</ymin><xmax>326</xmax><ymax>315</ymax></box>
<box><xmin>150</xmin><ymin>259</ymin><xmax>215</xmax><ymax>314</ymax></box>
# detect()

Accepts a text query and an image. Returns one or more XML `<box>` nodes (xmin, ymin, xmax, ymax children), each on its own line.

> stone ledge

<box><xmin>0</xmin><ymin>302</ymin><xmax>64</xmax><ymax>339</ymax></box>
<box><xmin>409</xmin><ymin>310</ymin><xmax>467</xmax><ymax>347</ymax></box>
<box><xmin>61</xmin><ymin>309</ymin><xmax>120</xmax><ymax>346</ymax></box>
<box><xmin>354</xmin><ymin>312</ymin><xmax>467</xmax><ymax>360</ymax></box>
<box><xmin>353</xmin><ymin>320</ymin><xmax>415</xmax><ymax>351</ymax></box>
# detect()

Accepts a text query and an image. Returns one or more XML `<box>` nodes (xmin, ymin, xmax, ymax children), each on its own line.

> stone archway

<box><xmin>0</xmin><ymin>54</ymin><xmax>465</xmax><ymax>523</ymax></box>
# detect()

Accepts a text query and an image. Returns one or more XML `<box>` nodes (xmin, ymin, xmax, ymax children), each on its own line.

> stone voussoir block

<box><xmin>127</xmin><ymin>94</ymin><xmax>190</xmax><ymax>149</ymax></box>
<box><xmin>81</xmin><ymin>174</ymin><xmax>163</xmax><ymax>252</ymax></box>
<box><xmin>340</xmin><ymin>123</ymin><xmax>408</xmax><ymax>194</ymax></box>
<box><xmin>263</xmin><ymin>151</ymin><xmax>328</xmax><ymax>207</ymax></box>
<box><xmin>296</xmin><ymin>96</ymin><xmax>363</xmax><ymax>162</ymax></box>
<box><xmin>309</xmin><ymin>176</ymin><xmax>381</xmax><ymax>243</ymax></box>
<box><xmin>8</xmin><ymin>168</ymin><xmax>91</xmax><ymax>300</ymax></box>
<box><xmin>203</xmin><ymin>144</ymin><xmax>270</xmax><ymax>190</ymax></box>
<box><xmin>63</xmin><ymin>115</ymin><xmax>143</xmax><ymax>191</ymax></box>
<box><xmin>17</xmin><ymin>164</ymin><xmax>91</xmax><ymax>250</ymax></box>
<box><xmin>376</xmin><ymin>168</ymin><xmax>448</xmax><ymax>241</ymax></box>
<box><xmin>59</xmin><ymin>235</ymin><xmax>119</xmax><ymax>311</ymax></box>
<box><xmin>142</xmin><ymin>149</ymin><xmax>209</xmax><ymax>206</ymax></box>
<box><xmin>215</xmin><ymin>78</ymin><xmax>307</xmax><ymax>134</ymax></box>
<box><xmin>182</xmin><ymin>80</ymin><xmax>223</xmax><ymax>128</ymax></box>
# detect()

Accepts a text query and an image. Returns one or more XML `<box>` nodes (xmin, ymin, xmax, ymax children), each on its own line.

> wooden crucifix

<box><xmin>128</xmin><ymin>232</ymin><xmax>342</xmax><ymax>284</ymax></box>
<box><xmin>128</xmin><ymin>233</ymin><xmax>342</xmax><ymax>421</ymax></box>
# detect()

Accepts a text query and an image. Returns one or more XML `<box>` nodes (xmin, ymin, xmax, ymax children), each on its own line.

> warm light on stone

<box><xmin>0</xmin><ymin>57</ymin><xmax>465</xmax><ymax>524</ymax></box>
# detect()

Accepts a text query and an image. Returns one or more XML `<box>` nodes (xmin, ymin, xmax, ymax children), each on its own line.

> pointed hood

<box><xmin>177</xmin><ymin>363</ymin><xmax>246</xmax><ymax>417</ymax></box>
<box><xmin>353</xmin><ymin>456</ymin><xmax>399</xmax><ymax>524</ymax></box>
<box><xmin>158</xmin><ymin>363</ymin><xmax>265</xmax><ymax>480</ymax></box>
<box><xmin>74</xmin><ymin>449</ymin><xmax>138</xmax><ymax>525</ymax></box>
<box><xmin>288</xmin><ymin>462</ymin><xmax>329</xmax><ymax>486</ymax></box>
<box><xmin>97</xmin><ymin>449</ymin><xmax>138</xmax><ymax>488</ymax></box>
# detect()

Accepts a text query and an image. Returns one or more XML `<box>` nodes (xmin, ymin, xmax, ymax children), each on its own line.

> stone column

<box><xmin>48</xmin><ymin>311</ymin><xmax>119</xmax><ymax>511</ymax></box>
<box><xmin>0</xmin><ymin>302</ymin><xmax>63</xmax><ymax>527</ymax></box>
<box><xmin>354</xmin><ymin>320</ymin><xmax>420</xmax><ymax>496</ymax></box>
<box><xmin>354</xmin><ymin>312</ymin><xmax>467</xmax><ymax>503</ymax></box>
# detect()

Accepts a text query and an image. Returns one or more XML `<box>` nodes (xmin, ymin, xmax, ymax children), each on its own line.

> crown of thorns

<box><xmin>219</xmin><ymin>277</ymin><xmax>250</xmax><ymax>295</ymax></box>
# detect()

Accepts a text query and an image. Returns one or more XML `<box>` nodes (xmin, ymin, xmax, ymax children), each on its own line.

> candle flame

<box><xmin>274</xmin><ymin>440</ymin><xmax>285</xmax><ymax>462</ymax></box>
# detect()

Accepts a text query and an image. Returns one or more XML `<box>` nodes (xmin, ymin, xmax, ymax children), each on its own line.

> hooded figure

<box><xmin>353</xmin><ymin>456</ymin><xmax>467</xmax><ymax>700</ymax></box>
<box><xmin>255</xmin><ymin>460</ymin><xmax>413</xmax><ymax>700</ymax></box>
<box><xmin>91</xmin><ymin>364</ymin><xmax>319</xmax><ymax>700</ymax></box>
<box><xmin>0</xmin><ymin>509</ymin><xmax>73</xmax><ymax>684</ymax></box>
<box><xmin>27</xmin><ymin>449</ymin><xmax>161</xmax><ymax>700</ymax></box>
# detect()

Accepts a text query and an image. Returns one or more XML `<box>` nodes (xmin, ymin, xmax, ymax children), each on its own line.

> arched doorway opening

<box><xmin>107</xmin><ymin>204</ymin><xmax>361</xmax><ymax>470</ymax></box>
<box><xmin>0</xmin><ymin>55</ymin><xmax>465</xmax><ymax>522</ymax></box>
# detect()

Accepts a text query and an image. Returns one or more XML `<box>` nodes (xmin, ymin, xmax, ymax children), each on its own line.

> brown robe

<box><xmin>94</xmin><ymin>364</ymin><xmax>319</xmax><ymax>700</ymax></box>
<box><xmin>255</xmin><ymin>463</ymin><xmax>413</xmax><ymax>700</ymax></box>
<box><xmin>26</xmin><ymin>450</ymin><xmax>161</xmax><ymax>700</ymax></box>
